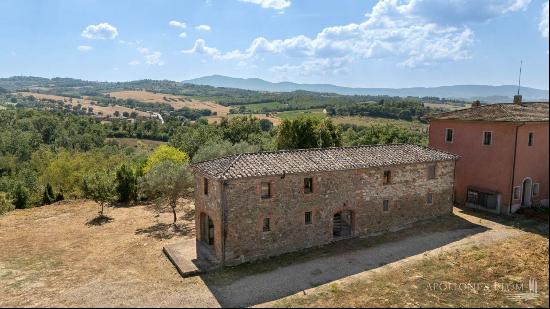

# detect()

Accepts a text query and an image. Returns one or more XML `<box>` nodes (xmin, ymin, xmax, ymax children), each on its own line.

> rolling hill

<box><xmin>184</xmin><ymin>75</ymin><xmax>549</xmax><ymax>103</ymax></box>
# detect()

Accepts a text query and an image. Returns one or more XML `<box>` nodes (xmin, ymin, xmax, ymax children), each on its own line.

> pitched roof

<box><xmin>192</xmin><ymin>144</ymin><xmax>457</xmax><ymax>180</ymax></box>
<box><xmin>429</xmin><ymin>102</ymin><xmax>549</xmax><ymax>122</ymax></box>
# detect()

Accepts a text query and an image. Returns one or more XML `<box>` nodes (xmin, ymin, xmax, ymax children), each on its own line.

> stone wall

<box><xmin>220</xmin><ymin>160</ymin><xmax>456</xmax><ymax>266</ymax></box>
<box><xmin>193</xmin><ymin>174</ymin><xmax>224</xmax><ymax>262</ymax></box>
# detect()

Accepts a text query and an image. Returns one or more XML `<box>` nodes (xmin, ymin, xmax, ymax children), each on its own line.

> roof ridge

<box><xmin>218</xmin><ymin>153</ymin><xmax>244</xmax><ymax>179</ymax></box>
<box><xmin>228</xmin><ymin>143</ymin><xmax>410</xmax><ymax>158</ymax></box>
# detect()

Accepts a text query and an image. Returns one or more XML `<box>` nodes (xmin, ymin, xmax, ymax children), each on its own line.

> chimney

<box><xmin>513</xmin><ymin>94</ymin><xmax>522</xmax><ymax>105</ymax></box>
<box><xmin>471</xmin><ymin>100</ymin><xmax>481</xmax><ymax>107</ymax></box>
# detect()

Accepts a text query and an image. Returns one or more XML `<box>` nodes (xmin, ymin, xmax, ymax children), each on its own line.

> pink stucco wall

<box><xmin>429</xmin><ymin>119</ymin><xmax>549</xmax><ymax>213</ymax></box>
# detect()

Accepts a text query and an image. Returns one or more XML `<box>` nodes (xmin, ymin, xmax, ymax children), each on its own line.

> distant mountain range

<box><xmin>184</xmin><ymin>75</ymin><xmax>549</xmax><ymax>103</ymax></box>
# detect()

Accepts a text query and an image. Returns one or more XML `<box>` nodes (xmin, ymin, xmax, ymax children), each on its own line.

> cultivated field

<box><xmin>331</xmin><ymin>116</ymin><xmax>428</xmax><ymax>131</ymax></box>
<box><xmin>17</xmin><ymin>92</ymin><xmax>150</xmax><ymax>117</ymax></box>
<box><xmin>108</xmin><ymin>90</ymin><xmax>230</xmax><ymax>116</ymax></box>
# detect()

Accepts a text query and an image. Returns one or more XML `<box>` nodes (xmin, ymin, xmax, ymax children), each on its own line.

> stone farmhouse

<box><xmin>192</xmin><ymin>144</ymin><xmax>457</xmax><ymax>266</ymax></box>
<box><xmin>429</xmin><ymin>98</ymin><xmax>549</xmax><ymax>215</ymax></box>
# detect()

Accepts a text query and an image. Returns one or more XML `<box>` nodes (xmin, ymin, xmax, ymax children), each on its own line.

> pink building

<box><xmin>428</xmin><ymin>99</ymin><xmax>549</xmax><ymax>214</ymax></box>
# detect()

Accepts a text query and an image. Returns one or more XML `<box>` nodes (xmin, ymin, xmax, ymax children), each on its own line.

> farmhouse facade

<box><xmin>429</xmin><ymin>99</ymin><xmax>549</xmax><ymax>214</ymax></box>
<box><xmin>192</xmin><ymin>144</ymin><xmax>457</xmax><ymax>266</ymax></box>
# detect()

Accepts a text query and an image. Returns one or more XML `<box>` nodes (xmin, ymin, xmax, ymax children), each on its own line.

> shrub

<box><xmin>0</xmin><ymin>192</ymin><xmax>14</xmax><ymax>215</ymax></box>
<box><xmin>13</xmin><ymin>183</ymin><xmax>29</xmax><ymax>209</ymax></box>
<box><xmin>42</xmin><ymin>183</ymin><xmax>55</xmax><ymax>205</ymax></box>
<box><xmin>115</xmin><ymin>164</ymin><xmax>137</xmax><ymax>203</ymax></box>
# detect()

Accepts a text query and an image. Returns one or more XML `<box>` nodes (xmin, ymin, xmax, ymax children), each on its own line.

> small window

<box><xmin>528</xmin><ymin>132</ymin><xmax>534</xmax><ymax>146</ymax></box>
<box><xmin>427</xmin><ymin>164</ymin><xmax>436</xmax><ymax>180</ymax></box>
<box><xmin>383</xmin><ymin>170</ymin><xmax>391</xmax><ymax>185</ymax></box>
<box><xmin>261</xmin><ymin>182</ymin><xmax>271</xmax><ymax>199</ymax></box>
<box><xmin>533</xmin><ymin>183</ymin><xmax>540</xmax><ymax>196</ymax></box>
<box><xmin>445</xmin><ymin>128</ymin><xmax>454</xmax><ymax>143</ymax></box>
<box><xmin>426</xmin><ymin>192</ymin><xmax>433</xmax><ymax>205</ymax></box>
<box><xmin>483</xmin><ymin>131</ymin><xmax>492</xmax><ymax>146</ymax></box>
<box><xmin>304</xmin><ymin>211</ymin><xmax>312</xmax><ymax>225</ymax></box>
<box><xmin>383</xmin><ymin>200</ymin><xmax>390</xmax><ymax>212</ymax></box>
<box><xmin>304</xmin><ymin>177</ymin><xmax>313</xmax><ymax>194</ymax></box>
<box><xmin>203</xmin><ymin>178</ymin><xmax>209</xmax><ymax>195</ymax></box>
<box><xmin>263</xmin><ymin>218</ymin><xmax>271</xmax><ymax>232</ymax></box>
<box><xmin>513</xmin><ymin>187</ymin><xmax>521</xmax><ymax>200</ymax></box>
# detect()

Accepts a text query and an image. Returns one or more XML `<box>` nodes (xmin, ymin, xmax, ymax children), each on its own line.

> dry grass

<box><xmin>206</xmin><ymin>113</ymin><xmax>282</xmax><ymax>126</ymax></box>
<box><xmin>272</xmin><ymin>224</ymin><xmax>549</xmax><ymax>308</ymax></box>
<box><xmin>109</xmin><ymin>90</ymin><xmax>230</xmax><ymax>116</ymax></box>
<box><xmin>0</xmin><ymin>200</ymin><xmax>218</xmax><ymax>307</ymax></box>
<box><xmin>17</xmin><ymin>92</ymin><xmax>150</xmax><ymax>117</ymax></box>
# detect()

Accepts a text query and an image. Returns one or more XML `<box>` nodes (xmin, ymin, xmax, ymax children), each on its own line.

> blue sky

<box><xmin>0</xmin><ymin>0</ymin><xmax>548</xmax><ymax>89</ymax></box>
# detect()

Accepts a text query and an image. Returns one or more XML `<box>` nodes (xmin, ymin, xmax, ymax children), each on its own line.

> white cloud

<box><xmin>195</xmin><ymin>24</ymin><xmax>212</xmax><ymax>31</ymax></box>
<box><xmin>184</xmin><ymin>0</ymin><xmax>532</xmax><ymax>74</ymax></box>
<box><xmin>81</xmin><ymin>22</ymin><xmax>118</xmax><ymax>40</ymax></box>
<box><xmin>169</xmin><ymin>20</ymin><xmax>187</xmax><ymax>29</ymax></box>
<box><xmin>128</xmin><ymin>60</ymin><xmax>141</xmax><ymax>66</ymax></box>
<box><xmin>239</xmin><ymin>0</ymin><xmax>291</xmax><ymax>10</ymax></box>
<box><xmin>399</xmin><ymin>0</ymin><xmax>531</xmax><ymax>24</ymax></box>
<box><xmin>137</xmin><ymin>47</ymin><xmax>164</xmax><ymax>66</ymax></box>
<box><xmin>182</xmin><ymin>39</ymin><xmax>221</xmax><ymax>56</ymax></box>
<box><xmin>77</xmin><ymin>45</ymin><xmax>93</xmax><ymax>52</ymax></box>
<box><xmin>179</xmin><ymin>32</ymin><xmax>188</xmax><ymax>39</ymax></box>
<box><xmin>540</xmin><ymin>1</ymin><xmax>549</xmax><ymax>38</ymax></box>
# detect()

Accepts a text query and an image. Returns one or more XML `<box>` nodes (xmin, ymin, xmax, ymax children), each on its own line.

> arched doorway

<box><xmin>333</xmin><ymin>210</ymin><xmax>353</xmax><ymax>238</ymax></box>
<box><xmin>200</xmin><ymin>213</ymin><xmax>215</xmax><ymax>246</ymax></box>
<box><xmin>522</xmin><ymin>178</ymin><xmax>533</xmax><ymax>207</ymax></box>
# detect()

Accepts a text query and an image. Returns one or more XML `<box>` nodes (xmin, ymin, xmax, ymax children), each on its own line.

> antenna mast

<box><xmin>517</xmin><ymin>60</ymin><xmax>522</xmax><ymax>96</ymax></box>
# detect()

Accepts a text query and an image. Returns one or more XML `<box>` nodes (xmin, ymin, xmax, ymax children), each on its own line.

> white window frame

<box><xmin>533</xmin><ymin>183</ymin><xmax>540</xmax><ymax>197</ymax></box>
<box><xmin>482</xmin><ymin>131</ymin><xmax>493</xmax><ymax>146</ymax></box>
<box><xmin>513</xmin><ymin>186</ymin><xmax>521</xmax><ymax>200</ymax></box>
<box><xmin>445</xmin><ymin>128</ymin><xmax>454</xmax><ymax>144</ymax></box>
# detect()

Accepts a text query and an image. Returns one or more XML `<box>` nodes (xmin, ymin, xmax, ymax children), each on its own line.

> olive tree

<box><xmin>139</xmin><ymin>161</ymin><xmax>194</xmax><ymax>224</ymax></box>
<box><xmin>81</xmin><ymin>171</ymin><xmax>116</xmax><ymax>216</ymax></box>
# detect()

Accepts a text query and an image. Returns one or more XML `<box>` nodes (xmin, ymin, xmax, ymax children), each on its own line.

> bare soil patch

<box><xmin>17</xmin><ymin>92</ymin><xmax>150</xmax><ymax>117</ymax></box>
<box><xmin>109</xmin><ymin>90</ymin><xmax>230</xmax><ymax>116</ymax></box>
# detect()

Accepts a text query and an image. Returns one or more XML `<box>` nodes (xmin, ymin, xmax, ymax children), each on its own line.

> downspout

<box><xmin>508</xmin><ymin>123</ymin><xmax>524</xmax><ymax>214</ymax></box>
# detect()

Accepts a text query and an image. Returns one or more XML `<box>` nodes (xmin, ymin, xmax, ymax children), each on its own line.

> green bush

<box><xmin>0</xmin><ymin>192</ymin><xmax>14</xmax><ymax>215</ymax></box>
<box><xmin>115</xmin><ymin>164</ymin><xmax>137</xmax><ymax>203</ymax></box>
<box><xmin>13</xmin><ymin>183</ymin><xmax>30</xmax><ymax>209</ymax></box>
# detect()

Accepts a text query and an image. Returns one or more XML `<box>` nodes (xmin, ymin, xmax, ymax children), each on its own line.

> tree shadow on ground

<box><xmin>135</xmin><ymin>222</ymin><xmax>193</xmax><ymax>240</ymax></box>
<box><xmin>180</xmin><ymin>207</ymin><xmax>195</xmax><ymax>222</ymax></box>
<box><xmin>86</xmin><ymin>215</ymin><xmax>114</xmax><ymax>226</ymax></box>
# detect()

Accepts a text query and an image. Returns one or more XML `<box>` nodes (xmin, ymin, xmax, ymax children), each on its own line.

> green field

<box><xmin>277</xmin><ymin>109</ymin><xmax>327</xmax><ymax>121</ymax></box>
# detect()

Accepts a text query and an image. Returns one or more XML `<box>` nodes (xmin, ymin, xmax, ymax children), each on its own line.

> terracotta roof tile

<box><xmin>429</xmin><ymin>102</ymin><xmax>549</xmax><ymax>122</ymax></box>
<box><xmin>192</xmin><ymin>144</ymin><xmax>458</xmax><ymax>180</ymax></box>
